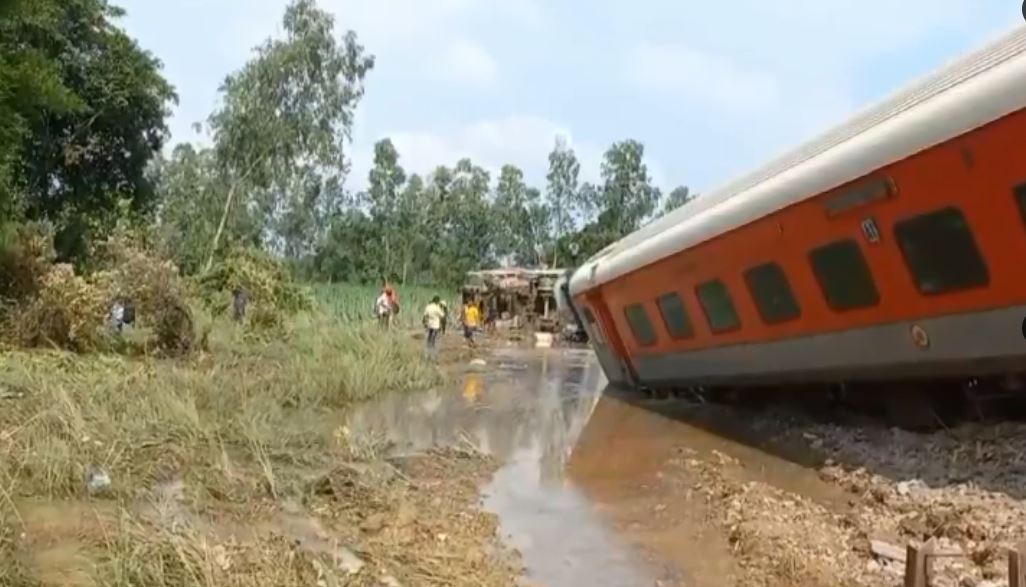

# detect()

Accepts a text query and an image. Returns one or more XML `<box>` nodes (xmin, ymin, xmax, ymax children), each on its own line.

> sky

<box><xmin>117</xmin><ymin>0</ymin><xmax>1021</xmax><ymax>195</ymax></box>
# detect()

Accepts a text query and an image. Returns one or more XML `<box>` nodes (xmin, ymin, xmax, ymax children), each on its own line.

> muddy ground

<box><xmin>582</xmin><ymin>393</ymin><xmax>1026</xmax><ymax>587</ymax></box>
<box><xmin>9</xmin><ymin>330</ymin><xmax>1026</xmax><ymax>587</ymax></box>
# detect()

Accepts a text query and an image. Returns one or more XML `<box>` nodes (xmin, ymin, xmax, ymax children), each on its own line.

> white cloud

<box><xmin>627</xmin><ymin>43</ymin><xmax>782</xmax><ymax>113</ymax></box>
<box><xmin>431</xmin><ymin>40</ymin><xmax>499</xmax><ymax>87</ymax></box>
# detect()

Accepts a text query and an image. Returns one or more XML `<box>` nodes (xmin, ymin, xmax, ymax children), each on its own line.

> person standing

<box><xmin>374</xmin><ymin>289</ymin><xmax>392</xmax><ymax>329</ymax></box>
<box><xmin>439</xmin><ymin>300</ymin><xmax>449</xmax><ymax>335</ymax></box>
<box><xmin>462</xmin><ymin>298</ymin><xmax>480</xmax><ymax>348</ymax></box>
<box><xmin>422</xmin><ymin>296</ymin><xmax>445</xmax><ymax>357</ymax></box>
<box><xmin>232</xmin><ymin>287</ymin><xmax>248</xmax><ymax>323</ymax></box>
<box><xmin>384</xmin><ymin>282</ymin><xmax>400</xmax><ymax>327</ymax></box>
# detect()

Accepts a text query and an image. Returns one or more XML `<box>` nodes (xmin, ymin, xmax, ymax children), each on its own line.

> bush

<box><xmin>92</xmin><ymin>228</ymin><xmax>195</xmax><ymax>354</ymax></box>
<box><xmin>196</xmin><ymin>247</ymin><xmax>312</xmax><ymax>331</ymax></box>
<box><xmin>12</xmin><ymin>264</ymin><xmax>109</xmax><ymax>351</ymax></box>
<box><xmin>1</xmin><ymin>223</ymin><xmax>197</xmax><ymax>355</ymax></box>
<box><xmin>0</xmin><ymin>221</ymin><xmax>57</xmax><ymax>303</ymax></box>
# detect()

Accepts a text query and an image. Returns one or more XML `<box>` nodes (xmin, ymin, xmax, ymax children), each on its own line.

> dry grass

<box><xmin>0</xmin><ymin>313</ymin><xmax>460</xmax><ymax>587</ymax></box>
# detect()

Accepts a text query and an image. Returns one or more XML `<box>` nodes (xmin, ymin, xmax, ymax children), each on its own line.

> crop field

<box><xmin>311</xmin><ymin>282</ymin><xmax>461</xmax><ymax>328</ymax></box>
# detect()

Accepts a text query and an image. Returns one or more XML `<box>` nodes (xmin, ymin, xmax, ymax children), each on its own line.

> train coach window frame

<box><xmin>893</xmin><ymin>206</ymin><xmax>989</xmax><ymax>295</ymax></box>
<box><xmin>655</xmin><ymin>292</ymin><xmax>695</xmax><ymax>340</ymax></box>
<box><xmin>623</xmin><ymin>303</ymin><xmax>658</xmax><ymax>347</ymax></box>
<box><xmin>808</xmin><ymin>239</ymin><xmax>880</xmax><ymax>311</ymax></box>
<box><xmin>581</xmin><ymin>307</ymin><xmax>606</xmax><ymax>347</ymax></box>
<box><xmin>743</xmin><ymin>262</ymin><xmax>801</xmax><ymax>324</ymax></box>
<box><xmin>695</xmin><ymin>279</ymin><xmax>742</xmax><ymax>334</ymax></box>
<box><xmin>1015</xmin><ymin>182</ymin><xmax>1026</xmax><ymax>233</ymax></box>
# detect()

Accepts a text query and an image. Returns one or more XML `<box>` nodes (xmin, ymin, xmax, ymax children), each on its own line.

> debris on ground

<box><xmin>651</xmin><ymin>405</ymin><xmax>1026</xmax><ymax>587</ymax></box>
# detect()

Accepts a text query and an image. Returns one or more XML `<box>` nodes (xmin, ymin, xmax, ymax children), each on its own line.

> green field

<box><xmin>310</xmin><ymin>282</ymin><xmax>462</xmax><ymax>328</ymax></box>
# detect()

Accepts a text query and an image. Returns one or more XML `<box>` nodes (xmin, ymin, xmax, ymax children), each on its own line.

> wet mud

<box><xmin>351</xmin><ymin>345</ymin><xmax>1026</xmax><ymax>587</ymax></box>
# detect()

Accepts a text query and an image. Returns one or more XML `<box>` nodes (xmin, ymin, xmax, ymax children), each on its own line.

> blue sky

<box><xmin>118</xmin><ymin>0</ymin><xmax>1020</xmax><ymax>194</ymax></box>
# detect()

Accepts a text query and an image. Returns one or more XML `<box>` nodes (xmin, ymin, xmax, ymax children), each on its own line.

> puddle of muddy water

<box><xmin>347</xmin><ymin>348</ymin><xmax>849</xmax><ymax>587</ymax></box>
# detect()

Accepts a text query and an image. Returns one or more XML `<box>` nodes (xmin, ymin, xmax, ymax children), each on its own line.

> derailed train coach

<box><xmin>567</xmin><ymin>25</ymin><xmax>1026</xmax><ymax>397</ymax></box>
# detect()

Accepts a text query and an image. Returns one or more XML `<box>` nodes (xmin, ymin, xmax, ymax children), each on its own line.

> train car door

<box><xmin>584</xmin><ymin>291</ymin><xmax>639</xmax><ymax>387</ymax></box>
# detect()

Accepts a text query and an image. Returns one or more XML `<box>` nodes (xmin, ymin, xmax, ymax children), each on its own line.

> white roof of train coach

<box><xmin>568</xmin><ymin>25</ymin><xmax>1026</xmax><ymax>298</ymax></box>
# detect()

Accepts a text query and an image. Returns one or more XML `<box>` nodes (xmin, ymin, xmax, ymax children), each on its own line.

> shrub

<box><xmin>0</xmin><ymin>221</ymin><xmax>57</xmax><ymax>303</ymax></box>
<box><xmin>196</xmin><ymin>247</ymin><xmax>312</xmax><ymax>331</ymax></box>
<box><xmin>12</xmin><ymin>263</ymin><xmax>109</xmax><ymax>351</ymax></box>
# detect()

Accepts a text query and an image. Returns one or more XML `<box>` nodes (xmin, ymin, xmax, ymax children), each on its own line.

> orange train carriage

<box><xmin>568</xmin><ymin>26</ymin><xmax>1026</xmax><ymax>393</ymax></box>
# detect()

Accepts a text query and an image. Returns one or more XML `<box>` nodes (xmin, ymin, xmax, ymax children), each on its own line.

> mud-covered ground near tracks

<box><xmin>631</xmin><ymin>400</ymin><xmax>1026</xmax><ymax>587</ymax></box>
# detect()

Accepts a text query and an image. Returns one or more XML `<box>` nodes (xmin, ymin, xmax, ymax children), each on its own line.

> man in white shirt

<box><xmin>422</xmin><ymin>295</ymin><xmax>445</xmax><ymax>357</ymax></box>
<box><xmin>374</xmin><ymin>291</ymin><xmax>392</xmax><ymax>328</ymax></box>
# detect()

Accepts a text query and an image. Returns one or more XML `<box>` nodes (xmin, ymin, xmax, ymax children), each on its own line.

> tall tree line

<box><xmin>310</xmin><ymin>136</ymin><xmax>696</xmax><ymax>286</ymax></box>
<box><xmin>0</xmin><ymin>0</ymin><xmax>696</xmax><ymax>288</ymax></box>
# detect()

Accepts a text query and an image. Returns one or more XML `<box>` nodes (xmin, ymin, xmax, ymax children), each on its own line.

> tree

<box><xmin>494</xmin><ymin>165</ymin><xmax>530</xmax><ymax>263</ymax></box>
<box><xmin>313</xmin><ymin>209</ymin><xmax>378</xmax><ymax>283</ymax></box>
<box><xmin>204</xmin><ymin>0</ymin><xmax>374</xmax><ymax>271</ymax></box>
<box><xmin>365</xmin><ymin>138</ymin><xmax>406</xmax><ymax>279</ymax></box>
<box><xmin>660</xmin><ymin>185</ymin><xmax>694</xmax><ymax>216</ymax></box>
<box><xmin>596</xmin><ymin>139</ymin><xmax>658</xmax><ymax>239</ymax></box>
<box><xmin>394</xmin><ymin>173</ymin><xmax>429</xmax><ymax>283</ymax></box>
<box><xmin>523</xmin><ymin>188</ymin><xmax>551</xmax><ymax>267</ymax></box>
<box><xmin>431</xmin><ymin>159</ymin><xmax>492</xmax><ymax>284</ymax></box>
<box><xmin>152</xmin><ymin>145</ymin><xmax>238</xmax><ymax>274</ymax></box>
<box><xmin>2</xmin><ymin>0</ymin><xmax>177</xmax><ymax>260</ymax></box>
<box><xmin>545</xmin><ymin>136</ymin><xmax>581</xmax><ymax>267</ymax></box>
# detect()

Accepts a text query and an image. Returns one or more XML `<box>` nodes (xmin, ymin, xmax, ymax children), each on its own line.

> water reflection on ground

<box><xmin>346</xmin><ymin>347</ymin><xmax>668</xmax><ymax>586</ymax></box>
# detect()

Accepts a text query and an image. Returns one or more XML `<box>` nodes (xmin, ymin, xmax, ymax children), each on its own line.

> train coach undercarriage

<box><xmin>634</xmin><ymin>372</ymin><xmax>1026</xmax><ymax>431</ymax></box>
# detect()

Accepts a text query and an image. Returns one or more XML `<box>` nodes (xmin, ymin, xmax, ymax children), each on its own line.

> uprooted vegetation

<box><xmin>0</xmin><ymin>223</ymin><xmax>195</xmax><ymax>355</ymax></box>
<box><xmin>196</xmin><ymin>246</ymin><xmax>313</xmax><ymax>333</ymax></box>
<box><xmin>0</xmin><ymin>223</ymin><xmax>318</xmax><ymax>355</ymax></box>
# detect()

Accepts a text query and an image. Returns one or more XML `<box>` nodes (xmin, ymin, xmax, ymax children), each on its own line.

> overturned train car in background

<box><xmin>567</xmin><ymin>26</ymin><xmax>1026</xmax><ymax>404</ymax></box>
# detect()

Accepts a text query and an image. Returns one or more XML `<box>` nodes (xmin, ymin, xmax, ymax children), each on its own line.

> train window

<box><xmin>1014</xmin><ymin>182</ymin><xmax>1026</xmax><ymax>230</ymax></box>
<box><xmin>695</xmin><ymin>279</ymin><xmax>741</xmax><ymax>333</ymax></box>
<box><xmin>809</xmin><ymin>239</ymin><xmax>880</xmax><ymax>310</ymax></box>
<box><xmin>894</xmin><ymin>207</ymin><xmax>989</xmax><ymax>295</ymax></box>
<box><xmin>581</xmin><ymin>307</ymin><xmax>606</xmax><ymax>346</ymax></box>
<box><xmin>743</xmin><ymin>262</ymin><xmax>801</xmax><ymax>324</ymax></box>
<box><xmin>655</xmin><ymin>292</ymin><xmax>694</xmax><ymax>339</ymax></box>
<box><xmin>623</xmin><ymin>304</ymin><xmax>658</xmax><ymax>347</ymax></box>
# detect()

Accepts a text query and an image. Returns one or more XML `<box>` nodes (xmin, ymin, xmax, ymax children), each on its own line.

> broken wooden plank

<box><xmin>871</xmin><ymin>539</ymin><xmax>907</xmax><ymax>563</ymax></box>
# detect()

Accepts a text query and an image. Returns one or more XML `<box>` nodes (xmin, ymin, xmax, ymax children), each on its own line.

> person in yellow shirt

<box><xmin>462</xmin><ymin>299</ymin><xmax>480</xmax><ymax>348</ymax></box>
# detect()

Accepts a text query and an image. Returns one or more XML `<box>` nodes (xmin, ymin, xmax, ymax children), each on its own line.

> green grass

<box><xmin>310</xmin><ymin>282</ymin><xmax>460</xmax><ymax>328</ymax></box>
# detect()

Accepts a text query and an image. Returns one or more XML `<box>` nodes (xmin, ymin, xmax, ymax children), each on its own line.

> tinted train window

<box><xmin>809</xmin><ymin>239</ymin><xmax>879</xmax><ymax>310</ymax></box>
<box><xmin>581</xmin><ymin>307</ymin><xmax>606</xmax><ymax>346</ymax></box>
<box><xmin>656</xmin><ymin>292</ymin><xmax>694</xmax><ymax>339</ymax></box>
<box><xmin>695</xmin><ymin>280</ymin><xmax>741</xmax><ymax>333</ymax></box>
<box><xmin>624</xmin><ymin>304</ymin><xmax>657</xmax><ymax>347</ymax></box>
<box><xmin>1015</xmin><ymin>182</ymin><xmax>1026</xmax><ymax>229</ymax></box>
<box><xmin>744</xmin><ymin>262</ymin><xmax>801</xmax><ymax>324</ymax></box>
<box><xmin>894</xmin><ymin>207</ymin><xmax>988</xmax><ymax>295</ymax></box>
